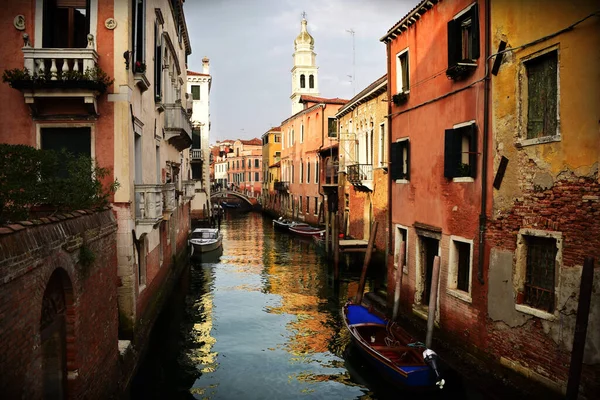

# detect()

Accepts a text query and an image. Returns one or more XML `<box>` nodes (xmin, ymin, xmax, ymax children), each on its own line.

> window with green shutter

<box><xmin>525</xmin><ymin>51</ymin><xmax>558</xmax><ymax>139</ymax></box>
<box><xmin>191</xmin><ymin>85</ymin><xmax>200</xmax><ymax>100</ymax></box>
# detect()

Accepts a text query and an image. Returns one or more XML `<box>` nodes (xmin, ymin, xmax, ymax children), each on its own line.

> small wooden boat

<box><xmin>272</xmin><ymin>217</ymin><xmax>308</xmax><ymax>231</ymax></box>
<box><xmin>289</xmin><ymin>224</ymin><xmax>325</xmax><ymax>237</ymax></box>
<box><xmin>342</xmin><ymin>301</ymin><xmax>445</xmax><ymax>390</ymax></box>
<box><xmin>189</xmin><ymin>228</ymin><xmax>223</xmax><ymax>254</ymax></box>
<box><xmin>221</xmin><ymin>201</ymin><xmax>240</xmax><ymax>209</ymax></box>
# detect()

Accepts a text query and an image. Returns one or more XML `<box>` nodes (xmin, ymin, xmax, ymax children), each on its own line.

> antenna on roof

<box><xmin>346</xmin><ymin>28</ymin><xmax>356</xmax><ymax>95</ymax></box>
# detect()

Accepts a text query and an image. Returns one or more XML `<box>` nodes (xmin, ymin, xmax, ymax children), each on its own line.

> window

<box><xmin>274</xmin><ymin>135</ymin><xmax>280</xmax><ymax>143</ymax></box>
<box><xmin>396</xmin><ymin>49</ymin><xmax>409</xmax><ymax>93</ymax></box>
<box><xmin>390</xmin><ymin>139</ymin><xmax>409</xmax><ymax>181</ymax></box>
<box><xmin>132</xmin><ymin>0</ymin><xmax>146</xmax><ymax>67</ymax></box>
<box><xmin>327</xmin><ymin>117</ymin><xmax>338</xmax><ymax>138</ymax></box>
<box><xmin>254</xmin><ymin>159</ymin><xmax>259</xmax><ymax>168</ymax></box>
<box><xmin>379</xmin><ymin>122</ymin><xmax>387</xmax><ymax>168</ymax></box>
<box><xmin>315</xmin><ymin>160</ymin><xmax>319</xmax><ymax>183</ymax></box>
<box><xmin>299</xmin><ymin>196</ymin><xmax>303</xmax><ymax>213</ymax></box>
<box><xmin>291</xmin><ymin>164</ymin><xmax>294</xmax><ymax>184</ymax></box>
<box><xmin>524</xmin><ymin>236</ymin><xmax>557</xmax><ymax>312</ymax></box>
<box><xmin>447</xmin><ymin>3</ymin><xmax>480</xmax><ymax>67</ymax></box>
<box><xmin>191</xmin><ymin>85</ymin><xmax>200</xmax><ymax>100</ymax></box>
<box><xmin>448</xmin><ymin>237</ymin><xmax>473</xmax><ymax>302</ymax></box>
<box><xmin>524</xmin><ymin>50</ymin><xmax>558</xmax><ymax>139</ymax></box>
<box><xmin>314</xmin><ymin>197</ymin><xmax>318</xmax><ymax>215</ymax></box>
<box><xmin>43</xmin><ymin>0</ymin><xmax>90</xmax><ymax>48</ymax></box>
<box><xmin>236</xmin><ymin>160</ymin><xmax>239</xmax><ymax>169</ymax></box>
<box><xmin>301</xmin><ymin>124</ymin><xmax>304</xmax><ymax>143</ymax></box>
<box><xmin>41</xmin><ymin>127</ymin><xmax>91</xmax><ymax>158</ymax></box>
<box><xmin>444</xmin><ymin>122</ymin><xmax>477</xmax><ymax>179</ymax></box>
<box><xmin>300</xmin><ymin>74</ymin><xmax>306</xmax><ymax>88</ymax></box>
<box><xmin>306</xmin><ymin>161</ymin><xmax>311</xmax><ymax>184</ymax></box>
<box><xmin>306</xmin><ymin>196</ymin><xmax>309</xmax><ymax>214</ymax></box>
<box><xmin>300</xmin><ymin>161</ymin><xmax>304</xmax><ymax>183</ymax></box>
<box><xmin>394</xmin><ymin>225</ymin><xmax>408</xmax><ymax>274</ymax></box>
<box><xmin>255</xmin><ymin>172</ymin><xmax>259</xmax><ymax>181</ymax></box>
<box><xmin>309</xmin><ymin>75</ymin><xmax>314</xmax><ymax>88</ymax></box>
<box><xmin>154</xmin><ymin>21</ymin><xmax>162</xmax><ymax>101</ymax></box>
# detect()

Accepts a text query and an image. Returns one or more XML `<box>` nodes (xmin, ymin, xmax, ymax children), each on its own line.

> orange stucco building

<box><xmin>279</xmin><ymin>96</ymin><xmax>347</xmax><ymax>225</ymax></box>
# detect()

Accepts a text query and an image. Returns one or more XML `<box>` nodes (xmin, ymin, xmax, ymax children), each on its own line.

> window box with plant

<box><xmin>2</xmin><ymin>66</ymin><xmax>114</xmax><ymax>94</ymax></box>
<box><xmin>446</xmin><ymin>3</ymin><xmax>480</xmax><ymax>80</ymax></box>
<box><xmin>392</xmin><ymin>92</ymin><xmax>409</xmax><ymax>106</ymax></box>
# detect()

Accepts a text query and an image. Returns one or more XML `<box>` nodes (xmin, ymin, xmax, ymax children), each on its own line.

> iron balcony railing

<box><xmin>274</xmin><ymin>181</ymin><xmax>289</xmax><ymax>191</ymax></box>
<box><xmin>347</xmin><ymin>164</ymin><xmax>373</xmax><ymax>185</ymax></box>
<box><xmin>191</xmin><ymin>149</ymin><xmax>203</xmax><ymax>161</ymax></box>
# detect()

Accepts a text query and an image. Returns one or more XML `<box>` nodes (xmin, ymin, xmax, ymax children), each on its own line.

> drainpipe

<box><xmin>386</xmin><ymin>40</ymin><xmax>393</xmax><ymax>268</ymax></box>
<box><xmin>477</xmin><ymin>0</ymin><xmax>491</xmax><ymax>285</ymax></box>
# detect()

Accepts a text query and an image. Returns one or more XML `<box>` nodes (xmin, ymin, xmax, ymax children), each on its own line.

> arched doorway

<box><xmin>40</xmin><ymin>269</ymin><xmax>72</xmax><ymax>399</ymax></box>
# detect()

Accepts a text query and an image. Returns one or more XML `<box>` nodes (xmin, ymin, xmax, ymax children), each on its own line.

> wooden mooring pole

<box><xmin>392</xmin><ymin>241</ymin><xmax>405</xmax><ymax>321</ymax></box>
<box><xmin>333</xmin><ymin>212</ymin><xmax>339</xmax><ymax>280</ymax></box>
<box><xmin>425</xmin><ymin>256</ymin><xmax>441</xmax><ymax>349</ymax></box>
<box><xmin>566</xmin><ymin>256</ymin><xmax>595</xmax><ymax>400</ymax></box>
<box><xmin>354</xmin><ymin>221</ymin><xmax>378</xmax><ymax>305</ymax></box>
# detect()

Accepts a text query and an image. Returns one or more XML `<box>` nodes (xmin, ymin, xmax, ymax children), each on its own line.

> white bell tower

<box><xmin>291</xmin><ymin>15</ymin><xmax>319</xmax><ymax>114</ymax></box>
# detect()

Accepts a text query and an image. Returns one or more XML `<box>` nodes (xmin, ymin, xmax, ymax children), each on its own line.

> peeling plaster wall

<box><xmin>488</xmin><ymin>0</ymin><xmax>600</xmax><ymax>395</ymax></box>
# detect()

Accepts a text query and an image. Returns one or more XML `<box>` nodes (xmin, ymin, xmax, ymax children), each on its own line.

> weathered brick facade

<box><xmin>0</xmin><ymin>209</ymin><xmax>120</xmax><ymax>399</ymax></box>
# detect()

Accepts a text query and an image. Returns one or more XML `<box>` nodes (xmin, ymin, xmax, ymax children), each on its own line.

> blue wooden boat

<box><xmin>342</xmin><ymin>301</ymin><xmax>445</xmax><ymax>390</ymax></box>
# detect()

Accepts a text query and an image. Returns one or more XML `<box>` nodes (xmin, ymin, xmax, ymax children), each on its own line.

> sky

<box><xmin>183</xmin><ymin>0</ymin><xmax>420</xmax><ymax>142</ymax></box>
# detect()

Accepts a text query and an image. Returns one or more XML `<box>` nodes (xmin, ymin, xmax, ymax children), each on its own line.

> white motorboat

<box><xmin>189</xmin><ymin>228</ymin><xmax>223</xmax><ymax>255</ymax></box>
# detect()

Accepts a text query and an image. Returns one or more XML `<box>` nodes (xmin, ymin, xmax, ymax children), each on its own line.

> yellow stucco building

<box><xmin>486</xmin><ymin>0</ymin><xmax>599</xmax><ymax>396</ymax></box>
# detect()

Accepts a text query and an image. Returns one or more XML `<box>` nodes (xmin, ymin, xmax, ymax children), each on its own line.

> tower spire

<box><xmin>291</xmin><ymin>16</ymin><xmax>319</xmax><ymax>114</ymax></box>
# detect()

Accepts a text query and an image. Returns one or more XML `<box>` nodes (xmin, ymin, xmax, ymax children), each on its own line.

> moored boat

<box><xmin>288</xmin><ymin>224</ymin><xmax>325</xmax><ymax>237</ymax></box>
<box><xmin>189</xmin><ymin>228</ymin><xmax>223</xmax><ymax>254</ymax></box>
<box><xmin>272</xmin><ymin>217</ymin><xmax>308</xmax><ymax>231</ymax></box>
<box><xmin>342</xmin><ymin>301</ymin><xmax>445</xmax><ymax>390</ymax></box>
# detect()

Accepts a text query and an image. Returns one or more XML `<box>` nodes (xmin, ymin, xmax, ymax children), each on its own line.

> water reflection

<box><xmin>133</xmin><ymin>213</ymin><xmax>396</xmax><ymax>399</ymax></box>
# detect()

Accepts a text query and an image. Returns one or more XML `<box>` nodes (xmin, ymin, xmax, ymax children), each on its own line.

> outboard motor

<box><xmin>423</xmin><ymin>349</ymin><xmax>445</xmax><ymax>389</ymax></box>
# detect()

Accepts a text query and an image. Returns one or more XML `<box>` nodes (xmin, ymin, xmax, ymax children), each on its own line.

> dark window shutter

<box><xmin>470</xmin><ymin>4</ymin><xmax>480</xmax><ymax>59</ymax></box>
<box><xmin>154</xmin><ymin>22</ymin><xmax>161</xmax><ymax>100</ymax></box>
<box><xmin>444</xmin><ymin>129</ymin><xmax>460</xmax><ymax>178</ymax></box>
<box><xmin>447</xmin><ymin>19</ymin><xmax>459</xmax><ymax>67</ymax></box>
<box><xmin>468</xmin><ymin>124</ymin><xmax>478</xmax><ymax>178</ymax></box>
<box><xmin>135</xmin><ymin>1</ymin><xmax>144</xmax><ymax>64</ymax></box>
<box><xmin>405</xmin><ymin>141</ymin><xmax>410</xmax><ymax>180</ymax></box>
<box><xmin>390</xmin><ymin>142</ymin><xmax>402</xmax><ymax>180</ymax></box>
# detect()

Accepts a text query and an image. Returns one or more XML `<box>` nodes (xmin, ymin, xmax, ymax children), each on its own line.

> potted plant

<box><xmin>392</xmin><ymin>92</ymin><xmax>409</xmax><ymax>106</ymax></box>
<box><xmin>134</xmin><ymin>61</ymin><xmax>146</xmax><ymax>74</ymax></box>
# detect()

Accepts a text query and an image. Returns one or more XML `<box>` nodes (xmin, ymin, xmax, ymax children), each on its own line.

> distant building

<box><xmin>188</xmin><ymin>58</ymin><xmax>212</xmax><ymax>219</ymax></box>
<box><xmin>261</xmin><ymin>127</ymin><xmax>282</xmax><ymax>208</ymax></box>
<box><xmin>227</xmin><ymin>138</ymin><xmax>263</xmax><ymax>198</ymax></box>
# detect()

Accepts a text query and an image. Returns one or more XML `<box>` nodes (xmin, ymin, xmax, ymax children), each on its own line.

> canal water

<box><xmin>131</xmin><ymin>212</ymin><xmax>483</xmax><ymax>399</ymax></box>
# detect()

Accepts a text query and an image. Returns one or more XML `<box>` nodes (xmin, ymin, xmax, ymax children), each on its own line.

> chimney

<box><xmin>202</xmin><ymin>57</ymin><xmax>210</xmax><ymax>74</ymax></box>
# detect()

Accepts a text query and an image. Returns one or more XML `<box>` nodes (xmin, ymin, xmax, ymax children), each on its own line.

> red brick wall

<box><xmin>0</xmin><ymin>210</ymin><xmax>119</xmax><ymax>399</ymax></box>
<box><xmin>485</xmin><ymin>172</ymin><xmax>600</xmax><ymax>394</ymax></box>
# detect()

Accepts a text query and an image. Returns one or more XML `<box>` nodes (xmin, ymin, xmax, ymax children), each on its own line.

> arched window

<box><xmin>309</xmin><ymin>75</ymin><xmax>314</xmax><ymax>88</ymax></box>
<box><xmin>300</xmin><ymin>74</ymin><xmax>306</xmax><ymax>88</ymax></box>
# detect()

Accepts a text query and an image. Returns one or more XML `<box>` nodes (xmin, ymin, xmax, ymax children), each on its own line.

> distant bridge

<box><xmin>210</xmin><ymin>189</ymin><xmax>258</xmax><ymax>206</ymax></box>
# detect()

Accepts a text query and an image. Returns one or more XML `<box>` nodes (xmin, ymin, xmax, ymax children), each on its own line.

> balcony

<box><xmin>191</xmin><ymin>149</ymin><xmax>203</xmax><ymax>162</ymax></box>
<box><xmin>16</xmin><ymin>35</ymin><xmax>101</xmax><ymax>115</ymax></box>
<box><xmin>135</xmin><ymin>184</ymin><xmax>163</xmax><ymax>235</ymax></box>
<box><xmin>162</xmin><ymin>183</ymin><xmax>176</xmax><ymax>217</ymax></box>
<box><xmin>274</xmin><ymin>181</ymin><xmax>289</xmax><ymax>192</ymax></box>
<box><xmin>347</xmin><ymin>164</ymin><xmax>373</xmax><ymax>191</ymax></box>
<box><xmin>164</xmin><ymin>103</ymin><xmax>192</xmax><ymax>151</ymax></box>
<box><xmin>183</xmin><ymin>180</ymin><xmax>196</xmax><ymax>200</ymax></box>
